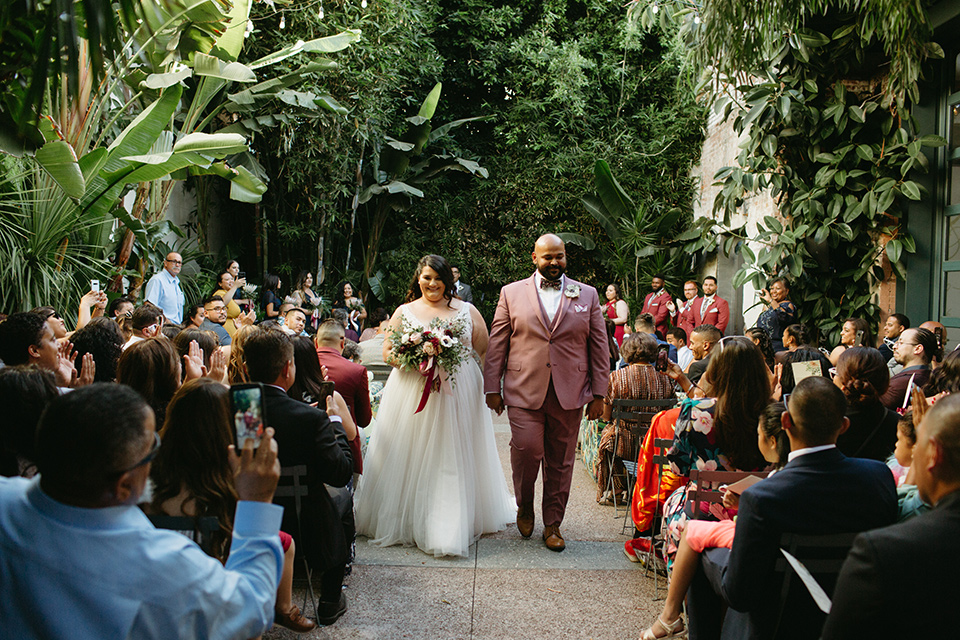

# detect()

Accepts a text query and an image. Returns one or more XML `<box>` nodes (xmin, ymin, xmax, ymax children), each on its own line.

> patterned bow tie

<box><xmin>540</xmin><ymin>278</ymin><xmax>561</xmax><ymax>290</ymax></box>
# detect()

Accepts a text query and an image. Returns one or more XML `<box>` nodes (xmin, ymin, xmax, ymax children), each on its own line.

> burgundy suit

<box><xmin>317</xmin><ymin>346</ymin><xmax>371</xmax><ymax>474</ymax></box>
<box><xmin>693</xmin><ymin>295</ymin><xmax>730</xmax><ymax>334</ymax></box>
<box><xmin>670</xmin><ymin>298</ymin><xmax>697</xmax><ymax>337</ymax></box>
<box><xmin>642</xmin><ymin>289</ymin><xmax>672</xmax><ymax>337</ymax></box>
<box><xmin>483</xmin><ymin>274</ymin><xmax>609</xmax><ymax>526</ymax></box>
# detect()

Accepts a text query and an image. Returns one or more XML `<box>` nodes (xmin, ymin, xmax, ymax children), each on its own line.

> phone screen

<box><xmin>319</xmin><ymin>380</ymin><xmax>335</xmax><ymax>405</ymax></box>
<box><xmin>655</xmin><ymin>344</ymin><xmax>670</xmax><ymax>372</ymax></box>
<box><xmin>239</xmin><ymin>271</ymin><xmax>246</xmax><ymax>280</ymax></box>
<box><xmin>854</xmin><ymin>330</ymin><xmax>864</xmax><ymax>347</ymax></box>
<box><xmin>91</xmin><ymin>279</ymin><xmax>100</xmax><ymax>293</ymax></box>
<box><xmin>230</xmin><ymin>383</ymin><xmax>267</xmax><ymax>449</ymax></box>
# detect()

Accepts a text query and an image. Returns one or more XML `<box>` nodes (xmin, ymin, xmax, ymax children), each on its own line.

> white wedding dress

<box><xmin>354</xmin><ymin>302</ymin><xmax>516</xmax><ymax>557</ymax></box>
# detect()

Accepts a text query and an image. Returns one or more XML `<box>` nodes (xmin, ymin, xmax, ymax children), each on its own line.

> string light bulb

<box><xmin>318</xmin><ymin>2</ymin><xmax>324</xmax><ymax>18</ymax></box>
<box><xmin>651</xmin><ymin>4</ymin><xmax>659</xmax><ymax>13</ymax></box>
<box><xmin>279</xmin><ymin>13</ymin><xmax>285</xmax><ymax>29</ymax></box>
<box><xmin>361</xmin><ymin>0</ymin><xmax>367</xmax><ymax>7</ymax></box>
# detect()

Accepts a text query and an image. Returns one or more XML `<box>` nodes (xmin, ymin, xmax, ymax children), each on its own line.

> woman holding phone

<box><xmin>829</xmin><ymin>317</ymin><xmax>874</xmax><ymax>365</ymax></box>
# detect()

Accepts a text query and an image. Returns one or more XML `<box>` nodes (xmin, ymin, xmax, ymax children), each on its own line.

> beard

<box><xmin>538</xmin><ymin>264</ymin><xmax>565</xmax><ymax>280</ymax></box>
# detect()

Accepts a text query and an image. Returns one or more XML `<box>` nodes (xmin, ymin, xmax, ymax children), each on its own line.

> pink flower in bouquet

<box><xmin>423</xmin><ymin>342</ymin><xmax>437</xmax><ymax>356</ymax></box>
<box><xmin>411</xmin><ymin>333</ymin><xmax>423</xmax><ymax>345</ymax></box>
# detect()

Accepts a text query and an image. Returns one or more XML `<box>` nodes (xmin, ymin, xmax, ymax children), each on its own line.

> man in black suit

<box><xmin>822</xmin><ymin>394</ymin><xmax>960</xmax><ymax>638</ymax></box>
<box><xmin>686</xmin><ymin>376</ymin><xmax>897</xmax><ymax>640</ymax></box>
<box><xmin>451</xmin><ymin>265</ymin><xmax>473</xmax><ymax>303</ymax></box>
<box><xmin>244</xmin><ymin>327</ymin><xmax>357</xmax><ymax>625</ymax></box>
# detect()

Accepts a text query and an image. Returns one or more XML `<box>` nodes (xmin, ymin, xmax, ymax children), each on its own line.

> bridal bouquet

<box><xmin>390</xmin><ymin>315</ymin><xmax>469</xmax><ymax>413</ymax></box>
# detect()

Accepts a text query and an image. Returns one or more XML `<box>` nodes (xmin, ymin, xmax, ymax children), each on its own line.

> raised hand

<box><xmin>183</xmin><ymin>340</ymin><xmax>207</xmax><ymax>380</ymax></box>
<box><xmin>207</xmin><ymin>347</ymin><xmax>228</xmax><ymax>382</ymax></box>
<box><xmin>75</xmin><ymin>352</ymin><xmax>96</xmax><ymax>387</ymax></box>
<box><xmin>55</xmin><ymin>340</ymin><xmax>77</xmax><ymax>387</ymax></box>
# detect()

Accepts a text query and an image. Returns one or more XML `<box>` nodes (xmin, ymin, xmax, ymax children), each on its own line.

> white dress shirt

<box><xmin>787</xmin><ymin>443</ymin><xmax>836</xmax><ymax>462</ymax></box>
<box><xmin>534</xmin><ymin>271</ymin><xmax>564</xmax><ymax>324</ymax></box>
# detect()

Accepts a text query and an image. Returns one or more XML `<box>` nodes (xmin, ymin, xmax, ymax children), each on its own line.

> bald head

<box><xmin>532</xmin><ymin>234</ymin><xmax>567</xmax><ymax>281</ymax></box>
<box><xmin>915</xmin><ymin>393</ymin><xmax>960</xmax><ymax>503</ymax></box>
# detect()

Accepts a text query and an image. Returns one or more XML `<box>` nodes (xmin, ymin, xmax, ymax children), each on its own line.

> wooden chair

<box><xmin>687</xmin><ymin>469</ymin><xmax>770</xmax><ymax>521</ymax></box>
<box><xmin>147</xmin><ymin>514</ymin><xmax>221</xmax><ymax>558</ymax></box>
<box><xmin>607</xmin><ymin>397</ymin><xmax>677</xmax><ymax>517</ymax></box>
<box><xmin>639</xmin><ymin>437</ymin><xmax>675</xmax><ymax>600</ymax></box>
<box><xmin>274</xmin><ymin>465</ymin><xmax>319</xmax><ymax>619</ymax></box>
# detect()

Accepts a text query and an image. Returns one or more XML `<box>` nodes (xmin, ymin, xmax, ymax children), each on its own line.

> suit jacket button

<box><xmin>547</xmin><ymin>363</ymin><xmax>551</xmax><ymax>368</ymax></box>
<box><xmin>549</xmin><ymin>339</ymin><xmax>554</xmax><ymax>344</ymax></box>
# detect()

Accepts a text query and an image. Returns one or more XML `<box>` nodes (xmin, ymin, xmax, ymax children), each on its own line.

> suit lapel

<box><xmin>551</xmin><ymin>278</ymin><xmax>571</xmax><ymax>332</ymax></box>
<box><xmin>526</xmin><ymin>275</ymin><xmax>550</xmax><ymax>334</ymax></box>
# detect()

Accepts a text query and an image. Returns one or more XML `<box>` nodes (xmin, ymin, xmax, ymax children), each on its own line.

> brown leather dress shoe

<box><xmin>517</xmin><ymin>502</ymin><xmax>534</xmax><ymax>538</ymax></box>
<box><xmin>542</xmin><ymin>524</ymin><xmax>565</xmax><ymax>552</ymax></box>
<box><xmin>274</xmin><ymin>604</ymin><xmax>318</xmax><ymax>633</ymax></box>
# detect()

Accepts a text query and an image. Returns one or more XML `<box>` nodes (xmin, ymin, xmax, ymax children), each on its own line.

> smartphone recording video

<box><xmin>230</xmin><ymin>383</ymin><xmax>267</xmax><ymax>449</ymax></box>
<box><xmin>91</xmin><ymin>279</ymin><xmax>100</xmax><ymax>293</ymax></box>
<box><xmin>655</xmin><ymin>344</ymin><xmax>670</xmax><ymax>373</ymax></box>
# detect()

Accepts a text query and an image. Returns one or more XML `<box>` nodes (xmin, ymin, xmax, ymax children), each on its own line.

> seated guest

<box><xmin>332</xmin><ymin>308</ymin><xmax>359</xmax><ymax>343</ymax></box>
<box><xmin>822</xmin><ymin>393</ymin><xmax>960</xmax><ymax>639</ymax></box>
<box><xmin>107</xmin><ymin>295</ymin><xmax>135</xmax><ymax>321</ymax></box>
<box><xmin>185</xmin><ymin>303</ymin><xmax>206</xmax><ymax>329</ymax></box>
<box><xmin>878</xmin><ymin>313</ymin><xmax>909</xmax><ymax>362</ymax></box>
<box><xmin>776</xmin><ymin>348</ymin><xmax>831</xmax><ymax>399</ymax></box>
<box><xmin>360</xmin><ymin>307</ymin><xmax>390</xmax><ymax>342</ymax></box>
<box><xmin>70</xmin><ymin>316</ymin><xmax>125</xmax><ymax>382</ymax></box>
<box><xmin>172</xmin><ymin>329</ymin><xmax>222</xmax><ymax>380</ymax></box>
<box><xmin>0</xmin><ymin>311</ymin><xmax>79</xmax><ymax>387</ymax></box>
<box><xmin>0</xmin><ymin>366</ymin><xmax>60</xmax><ymax>478</ymax></box>
<box><xmin>117</xmin><ymin>337</ymin><xmax>202</xmax><ymax>424</ymax></box>
<box><xmin>0</xmin><ymin>383</ymin><xmax>285</xmax><ymax>638</ymax></box>
<box><xmin>924</xmin><ymin>348</ymin><xmax>960</xmax><ymax>396</ymax></box>
<box><xmin>289</xmin><ymin>336</ymin><xmax>332</xmax><ymax>404</ymax></box>
<box><xmin>686</xmin><ymin>324</ymin><xmax>721</xmax><ymax>386</ymax></box>
<box><xmin>149</xmin><ymin>378</ymin><xmax>316</xmax><ymax>632</ymax></box>
<box><xmin>201</xmin><ymin>296</ymin><xmax>234</xmax><ymax>346</ymax></box>
<box><xmin>780</xmin><ymin>323</ymin><xmax>806</xmax><ymax>353</ymax></box>
<box><xmin>833</xmin><ymin>347</ymin><xmax>899</xmax><ymax>461</ymax></box>
<box><xmin>685</xmin><ymin>377</ymin><xmax>896</xmax><ymax>640</ymax></box>
<box><xmin>280</xmin><ymin>306</ymin><xmax>308</xmax><ymax>337</ymax></box>
<box><xmin>124</xmin><ymin>304</ymin><xmax>164</xmax><ymax>349</ymax></box>
<box><xmin>635</xmin><ymin>313</ymin><xmax>677</xmax><ymax>361</ymax></box>
<box><xmin>639</xmin><ymin>402</ymin><xmax>790</xmax><ymax>639</ymax></box>
<box><xmin>919</xmin><ymin>320</ymin><xmax>946</xmax><ymax>367</ymax></box>
<box><xmin>881</xmin><ymin>327</ymin><xmax>936</xmax><ymax>410</ymax></box>
<box><xmin>596</xmin><ymin>332</ymin><xmax>675</xmax><ymax>504</ymax></box>
<box><xmin>745</xmin><ymin>327</ymin><xmax>775</xmax><ymax>371</ymax></box>
<box><xmin>889</xmin><ymin>410</ymin><xmax>930</xmax><ymax>521</ymax></box>
<box><xmin>31</xmin><ymin>305</ymin><xmax>68</xmax><ymax>340</ymax></box>
<box><xmin>342</xmin><ymin>340</ymin><xmax>362</xmax><ymax>364</ymax></box>
<box><xmin>244</xmin><ymin>327</ymin><xmax>356</xmax><ymax>625</ymax></box>
<box><xmin>666</xmin><ymin>327</ymin><xmax>693</xmax><ymax>371</ymax></box>
<box><xmin>829</xmin><ymin>317</ymin><xmax>874</xmax><ymax>365</ymax></box>
<box><xmin>227</xmin><ymin>325</ymin><xmax>256</xmax><ymax>385</ymax></box>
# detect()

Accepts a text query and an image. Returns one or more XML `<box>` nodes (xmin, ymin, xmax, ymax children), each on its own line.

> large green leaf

<box><xmin>418</xmin><ymin>82</ymin><xmax>442</xmax><ymax>120</ymax></box>
<box><xmin>556</xmin><ymin>232</ymin><xmax>596</xmax><ymax>250</ymax></box>
<box><xmin>581</xmin><ymin>194</ymin><xmax>622</xmax><ymax>242</ymax></box>
<box><xmin>36</xmin><ymin>140</ymin><xmax>84</xmax><ymax>198</ymax></box>
<box><xmin>247</xmin><ymin>29</ymin><xmax>362</xmax><ymax>70</ymax></box>
<box><xmin>594</xmin><ymin>159</ymin><xmax>635</xmax><ymax>220</ymax></box>
<box><xmin>193</xmin><ymin>53</ymin><xmax>257</xmax><ymax>82</ymax></box>
<box><xmin>215</xmin><ymin>0</ymin><xmax>250</xmax><ymax>61</ymax></box>
<box><xmin>142</xmin><ymin>65</ymin><xmax>193</xmax><ymax>89</ymax></box>
<box><xmin>173</xmin><ymin>132</ymin><xmax>247</xmax><ymax>156</ymax></box>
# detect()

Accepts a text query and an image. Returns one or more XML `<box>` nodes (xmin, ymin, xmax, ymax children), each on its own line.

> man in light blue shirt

<box><xmin>0</xmin><ymin>384</ymin><xmax>285</xmax><ymax>639</ymax></box>
<box><xmin>144</xmin><ymin>252</ymin><xmax>185</xmax><ymax>325</ymax></box>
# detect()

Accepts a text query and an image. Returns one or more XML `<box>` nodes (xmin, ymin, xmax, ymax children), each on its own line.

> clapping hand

<box><xmin>666</xmin><ymin>300</ymin><xmax>676</xmax><ymax>314</ymax></box>
<box><xmin>183</xmin><ymin>340</ymin><xmax>207</xmax><ymax>380</ymax></box>
<box><xmin>207</xmin><ymin>347</ymin><xmax>228</xmax><ymax>382</ymax></box>
<box><xmin>326</xmin><ymin>391</ymin><xmax>357</xmax><ymax>441</ymax></box>
<box><xmin>75</xmin><ymin>352</ymin><xmax>96</xmax><ymax>387</ymax></box>
<box><xmin>56</xmin><ymin>340</ymin><xmax>78</xmax><ymax>387</ymax></box>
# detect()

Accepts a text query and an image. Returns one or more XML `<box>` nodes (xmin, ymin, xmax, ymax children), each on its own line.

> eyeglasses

<box><xmin>165</xmin><ymin>259</ymin><xmax>182</xmax><ymax>265</ymax></box>
<box><xmin>113</xmin><ymin>432</ymin><xmax>161</xmax><ymax>475</ymax></box>
<box><xmin>206</xmin><ymin>305</ymin><xmax>226</xmax><ymax>312</ymax></box>
<box><xmin>894</xmin><ymin>339</ymin><xmax>917</xmax><ymax>347</ymax></box>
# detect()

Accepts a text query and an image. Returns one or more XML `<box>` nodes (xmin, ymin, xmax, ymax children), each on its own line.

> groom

<box><xmin>484</xmin><ymin>233</ymin><xmax>609</xmax><ymax>551</ymax></box>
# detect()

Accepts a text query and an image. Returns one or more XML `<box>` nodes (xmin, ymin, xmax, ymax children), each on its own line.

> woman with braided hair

<box><xmin>833</xmin><ymin>346</ymin><xmax>900</xmax><ymax>461</ymax></box>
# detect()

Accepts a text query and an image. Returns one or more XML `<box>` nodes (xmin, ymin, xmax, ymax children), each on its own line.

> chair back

<box><xmin>148</xmin><ymin>514</ymin><xmax>221</xmax><ymax>557</ymax></box>
<box><xmin>366</xmin><ymin>363</ymin><xmax>393</xmax><ymax>383</ymax></box>
<box><xmin>611</xmin><ymin>397</ymin><xmax>677</xmax><ymax>441</ymax></box>
<box><xmin>651</xmin><ymin>437</ymin><xmax>673</xmax><ymax>467</ymax></box>
<box><xmin>687</xmin><ymin>469</ymin><xmax>770</xmax><ymax>521</ymax></box>
<box><xmin>275</xmin><ymin>465</ymin><xmax>310</xmax><ymax>519</ymax></box>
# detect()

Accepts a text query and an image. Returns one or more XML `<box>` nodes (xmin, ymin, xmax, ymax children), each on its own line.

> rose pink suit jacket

<box><xmin>483</xmin><ymin>275</ymin><xmax>609</xmax><ymax>410</ymax></box>
<box><xmin>670</xmin><ymin>298</ymin><xmax>697</xmax><ymax>337</ymax></box>
<box><xmin>692</xmin><ymin>296</ymin><xmax>730</xmax><ymax>334</ymax></box>
<box><xmin>642</xmin><ymin>290</ymin><xmax>672</xmax><ymax>338</ymax></box>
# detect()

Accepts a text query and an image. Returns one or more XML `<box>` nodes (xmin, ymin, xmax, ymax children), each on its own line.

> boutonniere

<box><xmin>564</xmin><ymin>284</ymin><xmax>580</xmax><ymax>299</ymax></box>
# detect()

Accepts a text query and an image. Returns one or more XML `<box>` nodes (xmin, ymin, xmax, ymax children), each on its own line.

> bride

<box><xmin>354</xmin><ymin>255</ymin><xmax>516</xmax><ymax>557</ymax></box>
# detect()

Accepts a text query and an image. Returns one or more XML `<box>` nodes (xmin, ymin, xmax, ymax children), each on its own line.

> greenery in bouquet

<box><xmin>389</xmin><ymin>315</ymin><xmax>469</xmax><ymax>383</ymax></box>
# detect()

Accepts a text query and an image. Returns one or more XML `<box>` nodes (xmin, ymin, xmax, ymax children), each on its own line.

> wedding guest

<box><xmin>202</xmin><ymin>296</ymin><xmax>234</xmax><ymax>346</ymax></box>
<box><xmin>213</xmin><ymin>270</ymin><xmax>251</xmax><ymax>337</ymax></box>
<box><xmin>70</xmin><ymin>317</ymin><xmax>125</xmax><ymax>383</ymax></box>
<box><xmin>878</xmin><ymin>313</ymin><xmax>909</xmax><ymax>362</ymax></box>
<box><xmin>343</xmin><ymin>340</ymin><xmax>362</xmax><ymax>364</ymax></box>
<box><xmin>745</xmin><ymin>327</ymin><xmax>775</xmax><ymax>371</ymax></box>
<box><xmin>333</xmin><ymin>281</ymin><xmax>366</xmax><ymax>336</ymax></box>
<box><xmin>604</xmin><ymin>283</ymin><xmax>630</xmax><ymax>347</ymax></box>
<box><xmin>890</xmin><ymin>410</ymin><xmax>930</xmax><ymax>521</ymax></box>
<box><xmin>641</xmin><ymin>274</ymin><xmax>672</xmax><ymax>338</ymax></box>
<box><xmin>635</xmin><ymin>313</ymin><xmax>677</xmax><ymax>362</ymax></box>
<box><xmin>260</xmin><ymin>274</ymin><xmax>283</xmax><ymax>319</ymax></box>
<box><xmin>107</xmin><ymin>296</ymin><xmax>135</xmax><ymax>320</ymax></box>
<box><xmin>332</xmin><ymin>308</ymin><xmax>359</xmax><ymax>343</ymax></box>
<box><xmin>919</xmin><ymin>320</ymin><xmax>946</xmax><ymax>366</ymax></box>
<box><xmin>290</xmin><ymin>270</ymin><xmax>323</xmax><ymax>327</ymax></box>
<box><xmin>0</xmin><ymin>312</ymin><xmax>81</xmax><ymax>387</ymax></box>
<box><xmin>776</xmin><ymin>347</ymin><xmax>831</xmax><ymax>398</ymax></box>
<box><xmin>666</xmin><ymin>280</ymin><xmax>699</xmax><ymax>338</ymax></box>
<box><xmin>881</xmin><ymin>327</ymin><xmax>936</xmax><ymax>410</ymax></box>
<box><xmin>359</xmin><ymin>307</ymin><xmax>390</xmax><ymax>342</ymax></box>
<box><xmin>185</xmin><ymin>303</ymin><xmax>206</xmax><ymax>329</ymax></box>
<box><xmin>227</xmin><ymin>325</ymin><xmax>257</xmax><ymax>385</ymax></box>
<box><xmin>359</xmin><ymin>310</ymin><xmax>391</xmax><ymax>367</ymax></box>
<box><xmin>595</xmin><ymin>332</ymin><xmax>674</xmax><ymax>504</ymax></box>
<box><xmin>144</xmin><ymin>252</ymin><xmax>185</xmax><ymax>325</ymax></box>
<box><xmin>780</xmin><ymin>323</ymin><xmax>806</xmax><ymax>353</ymax></box>
<box><xmin>666</xmin><ymin>327</ymin><xmax>693</xmax><ymax>371</ymax></box>
<box><xmin>0</xmin><ymin>366</ymin><xmax>60</xmax><ymax>478</ymax></box>
<box><xmin>829</xmin><ymin>317</ymin><xmax>874</xmax><ymax>365</ymax></box>
<box><xmin>693</xmin><ymin>276</ymin><xmax>730</xmax><ymax>334</ymax></box>
<box><xmin>124</xmin><ymin>305</ymin><xmax>164</xmax><ymax>349</ymax></box>
<box><xmin>686</xmin><ymin>324</ymin><xmax>721</xmax><ymax>386</ymax></box>
<box><xmin>280</xmin><ymin>307</ymin><xmax>308</xmax><ymax>337</ymax></box>
<box><xmin>31</xmin><ymin>305</ymin><xmax>68</xmax><ymax>340</ymax></box>
<box><xmin>172</xmin><ymin>329</ymin><xmax>220</xmax><ymax>378</ymax></box>
<box><xmin>822</xmin><ymin>394</ymin><xmax>960</xmax><ymax>639</ymax></box>
<box><xmin>756</xmin><ymin>277</ymin><xmax>796</xmax><ymax>352</ymax></box>
<box><xmin>0</xmin><ymin>383</ymin><xmax>285</xmax><ymax>639</ymax></box>
<box><xmin>117</xmin><ymin>337</ymin><xmax>204</xmax><ymax>424</ymax></box>
<box><xmin>834</xmin><ymin>347</ymin><xmax>899</xmax><ymax>461</ymax></box>
<box><xmin>925</xmin><ymin>348</ymin><xmax>960</xmax><ymax>395</ymax></box>
<box><xmin>148</xmin><ymin>378</ymin><xmax>316</xmax><ymax>633</ymax></box>
<box><xmin>451</xmin><ymin>265</ymin><xmax>473</xmax><ymax>303</ymax></box>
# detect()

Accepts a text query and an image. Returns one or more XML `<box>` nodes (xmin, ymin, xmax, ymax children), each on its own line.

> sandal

<box><xmin>639</xmin><ymin>615</ymin><xmax>685</xmax><ymax>640</ymax></box>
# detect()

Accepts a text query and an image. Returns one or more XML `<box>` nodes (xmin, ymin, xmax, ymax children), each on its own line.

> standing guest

<box><xmin>484</xmin><ymin>234</ymin><xmax>609</xmax><ymax>551</ymax></box>
<box><xmin>70</xmin><ymin>317</ymin><xmax>125</xmax><ymax>383</ymax></box>
<box><xmin>316</xmin><ymin>319</ymin><xmax>372</xmax><ymax>475</ymax></box>
<box><xmin>881</xmin><ymin>327</ymin><xmax>936</xmax><ymax>410</ymax></box>
<box><xmin>603</xmin><ymin>283</ymin><xmax>630</xmax><ymax>347</ymax></box>
<box><xmin>451</xmin><ymin>265</ymin><xmax>473</xmax><ymax>303</ymax></box>
<box><xmin>224</xmin><ymin>260</ymin><xmax>253</xmax><ymax>308</ymax></box>
<box><xmin>822</xmin><ymin>394</ymin><xmax>960</xmax><ymax>639</ymax></box>
<box><xmin>756</xmin><ymin>276</ymin><xmax>796</xmax><ymax>352</ymax></box>
<box><xmin>107</xmin><ymin>296</ymin><xmax>135</xmax><ymax>321</ymax></box>
<box><xmin>144</xmin><ymin>252</ymin><xmax>185</xmax><ymax>325</ymax></box>
<box><xmin>359</xmin><ymin>307</ymin><xmax>390</xmax><ymax>342</ymax></box>
<box><xmin>693</xmin><ymin>276</ymin><xmax>730</xmax><ymax>334</ymax></box>
<box><xmin>290</xmin><ymin>270</ymin><xmax>323</xmax><ymax>328</ymax></box>
<box><xmin>666</xmin><ymin>327</ymin><xmax>694</xmax><ymax>371</ymax></box>
<box><xmin>333</xmin><ymin>281</ymin><xmax>366</xmax><ymax>336</ymax></box>
<box><xmin>186</xmin><ymin>303</ymin><xmax>206</xmax><ymax>329</ymax></box>
<box><xmin>124</xmin><ymin>305</ymin><xmax>164</xmax><ymax>349</ymax></box>
<box><xmin>686</xmin><ymin>324</ymin><xmax>721</xmax><ymax>386</ymax></box>
<box><xmin>244</xmin><ymin>327</ymin><xmax>356</xmax><ymax>625</ymax></box>
<box><xmin>641</xmin><ymin>274</ymin><xmax>672</xmax><ymax>338</ymax></box>
<box><xmin>201</xmin><ymin>297</ymin><xmax>236</xmax><ymax>347</ymax></box>
<box><xmin>595</xmin><ymin>332</ymin><xmax>675</xmax><ymax>504</ymax></box>
<box><xmin>635</xmin><ymin>313</ymin><xmax>677</xmax><ymax>362</ymax></box>
<box><xmin>684</xmin><ymin>377</ymin><xmax>897</xmax><ymax>640</ymax></box>
<box><xmin>0</xmin><ymin>366</ymin><xmax>60</xmax><ymax>478</ymax></box>
<box><xmin>834</xmin><ymin>347</ymin><xmax>899</xmax><ymax>461</ymax></box>
<box><xmin>829</xmin><ymin>317</ymin><xmax>874</xmax><ymax>365</ymax></box>
<box><xmin>879</xmin><ymin>313</ymin><xmax>909</xmax><ymax>362</ymax></box>
<box><xmin>260</xmin><ymin>274</ymin><xmax>283</xmax><ymax>320</ymax></box>
<box><xmin>745</xmin><ymin>327</ymin><xmax>776</xmax><ymax>372</ymax></box>
<box><xmin>0</xmin><ymin>383</ymin><xmax>286</xmax><ymax>639</ymax></box>
<box><xmin>213</xmin><ymin>270</ymin><xmax>252</xmax><ymax>337</ymax></box>
<box><xmin>666</xmin><ymin>281</ymin><xmax>699</xmax><ymax>338</ymax></box>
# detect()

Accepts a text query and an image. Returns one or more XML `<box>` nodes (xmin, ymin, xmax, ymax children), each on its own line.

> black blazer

<box><xmin>264</xmin><ymin>385</ymin><xmax>354</xmax><ymax>570</ymax></box>
<box><xmin>822</xmin><ymin>489</ymin><xmax>960</xmax><ymax>639</ymax></box>
<box><xmin>837</xmin><ymin>403</ymin><xmax>900</xmax><ymax>461</ymax></box>
<box><xmin>713</xmin><ymin>448</ymin><xmax>897</xmax><ymax>639</ymax></box>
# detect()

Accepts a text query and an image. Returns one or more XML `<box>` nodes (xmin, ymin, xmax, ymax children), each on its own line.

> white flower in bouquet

<box><xmin>242</xmin><ymin>283</ymin><xmax>258</xmax><ymax>296</ymax></box>
<box><xmin>410</xmin><ymin>333</ymin><xmax>423</xmax><ymax>345</ymax></box>
<box><xmin>423</xmin><ymin>342</ymin><xmax>438</xmax><ymax>356</ymax></box>
<box><xmin>440</xmin><ymin>335</ymin><xmax>457</xmax><ymax>348</ymax></box>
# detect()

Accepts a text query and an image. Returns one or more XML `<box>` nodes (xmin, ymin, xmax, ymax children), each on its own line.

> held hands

<box><xmin>486</xmin><ymin>393</ymin><xmax>505</xmax><ymax>416</ymax></box>
<box><xmin>229</xmin><ymin>427</ymin><xmax>281</xmax><ymax>503</ymax></box>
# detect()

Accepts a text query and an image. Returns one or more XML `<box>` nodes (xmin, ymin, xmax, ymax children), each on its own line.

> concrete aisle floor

<box><xmin>265</xmin><ymin>412</ymin><xmax>664</xmax><ymax>640</ymax></box>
